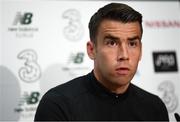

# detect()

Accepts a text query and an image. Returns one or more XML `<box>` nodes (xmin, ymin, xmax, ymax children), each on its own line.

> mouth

<box><xmin>115</xmin><ymin>67</ymin><xmax>130</xmax><ymax>75</ymax></box>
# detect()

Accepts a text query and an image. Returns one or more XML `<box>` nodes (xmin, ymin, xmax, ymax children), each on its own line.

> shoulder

<box><xmin>131</xmin><ymin>83</ymin><xmax>158</xmax><ymax>98</ymax></box>
<box><xmin>42</xmin><ymin>73</ymin><xmax>90</xmax><ymax>101</ymax></box>
<box><xmin>130</xmin><ymin>84</ymin><xmax>169</xmax><ymax>120</ymax></box>
<box><xmin>130</xmin><ymin>83</ymin><xmax>168</xmax><ymax>113</ymax></box>
<box><xmin>35</xmin><ymin>75</ymin><xmax>90</xmax><ymax>121</ymax></box>
<box><xmin>130</xmin><ymin>84</ymin><xmax>164</xmax><ymax>105</ymax></box>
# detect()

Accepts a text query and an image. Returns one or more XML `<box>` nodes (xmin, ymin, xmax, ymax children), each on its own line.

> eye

<box><xmin>106</xmin><ymin>39</ymin><xmax>117</xmax><ymax>47</ymax></box>
<box><xmin>129</xmin><ymin>41</ymin><xmax>137</xmax><ymax>47</ymax></box>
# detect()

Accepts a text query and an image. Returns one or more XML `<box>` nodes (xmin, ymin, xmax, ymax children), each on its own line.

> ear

<box><xmin>87</xmin><ymin>41</ymin><xmax>96</xmax><ymax>60</ymax></box>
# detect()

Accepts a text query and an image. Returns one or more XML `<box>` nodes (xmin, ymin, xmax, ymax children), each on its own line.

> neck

<box><xmin>93</xmin><ymin>70</ymin><xmax>130</xmax><ymax>94</ymax></box>
<box><xmin>110</xmin><ymin>83</ymin><xmax>130</xmax><ymax>94</ymax></box>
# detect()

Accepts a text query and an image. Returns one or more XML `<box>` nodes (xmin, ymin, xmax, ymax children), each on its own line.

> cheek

<box><xmin>129</xmin><ymin>53</ymin><xmax>141</xmax><ymax>67</ymax></box>
<box><xmin>95</xmin><ymin>49</ymin><xmax>114</xmax><ymax>66</ymax></box>
<box><xmin>99</xmin><ymin>49</ymin><xmax>116</xmax><ymax>62</ymax></box>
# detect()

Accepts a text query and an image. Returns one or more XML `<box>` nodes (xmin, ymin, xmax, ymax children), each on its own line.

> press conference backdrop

<box><xmin>0</xmin><ymin>0</ymin><xmax>180</xmax><ymax>121</ymax></box>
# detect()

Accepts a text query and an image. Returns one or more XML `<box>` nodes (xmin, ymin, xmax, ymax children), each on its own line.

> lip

<box><xmin>115</xmin><ymin>67</ymin><xmax>130</xmax><ymax>75</ymax></box>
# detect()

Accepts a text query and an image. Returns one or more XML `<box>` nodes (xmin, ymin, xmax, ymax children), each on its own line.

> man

<box><xmin>34</xmin><ymin>3</ymin><xmax>169</xmax><ymax>121</ymax></box>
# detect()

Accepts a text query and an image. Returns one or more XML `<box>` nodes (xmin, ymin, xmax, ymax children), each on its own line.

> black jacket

<box><xmin>34</xmin><ymin>71</ymin><xmax>169</xmax><ymax>121</ymax></box>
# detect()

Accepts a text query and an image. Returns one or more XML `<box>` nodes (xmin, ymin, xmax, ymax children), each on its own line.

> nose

<box><xmin>117</xmin><ymin>43</ymin><xmax>129</xmax><ymax>61</ymax></box>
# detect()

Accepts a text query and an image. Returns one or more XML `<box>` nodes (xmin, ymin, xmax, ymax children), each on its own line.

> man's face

<box><xmin>87</xmin><ymin>20</ymin><xmax>142</xmax><ymax>92</ymax></box>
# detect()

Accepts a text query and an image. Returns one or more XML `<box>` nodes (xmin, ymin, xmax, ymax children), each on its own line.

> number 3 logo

<box><xmin>17</xmin><ymin>49</ymin><xmax>41</xmax><ymax>83</ymax></box>
<box><xmin>62</xmin><ymin>9</ymin><xmax>84</xmax><ymax>41</ymax></box>
<box><xmin>158</xmin><ymin>81</ymin><xmax>179</xmax><ymax>113</ymax></box>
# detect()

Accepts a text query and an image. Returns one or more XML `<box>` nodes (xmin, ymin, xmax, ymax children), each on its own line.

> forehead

<box><xmin>98</xmin><ymin>20</ymin><xmax>142</xmax><ymax>38</ymax></box>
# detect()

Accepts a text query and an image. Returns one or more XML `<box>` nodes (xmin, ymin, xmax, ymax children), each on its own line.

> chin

<box><xmin>112</xmin><ymin>79</ymin><xmax>130</xmax><ymax>86</ymax></box>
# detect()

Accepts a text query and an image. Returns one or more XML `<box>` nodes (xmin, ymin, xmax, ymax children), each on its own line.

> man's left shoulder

<box><xmin>130</xmin><ymin>83</ymin><xmax>168</xmax><ymax>113</ymax></box>
<box><xmin>130</xmin><ymin>84</ymin><xmax>169</xmax><ymax>120</ymax></box>
<box><xmin>131</xmin><ymin>84</ymin><xmax>162</xmax><ymax>102</ymax></box>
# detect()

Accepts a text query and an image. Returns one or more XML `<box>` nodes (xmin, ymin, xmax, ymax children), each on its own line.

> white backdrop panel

<box><xmin>1</xmin><ymin>1</ymin><xmax>180</xmax><ymax>121</ymax></box>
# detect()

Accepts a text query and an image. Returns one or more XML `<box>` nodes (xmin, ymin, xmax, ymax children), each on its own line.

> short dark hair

<box><xmin>88</xmin><ymin>3</ymin><xmax>143</xmax><ymax>44</ymax></box>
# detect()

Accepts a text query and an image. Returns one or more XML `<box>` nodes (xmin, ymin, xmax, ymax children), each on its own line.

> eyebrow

<box><xmin>104</xmin><ymin>34</ymin><xmax>119</xmax><ymax>40</ymax></box>
<box><xmin>128</xmin><ymin>36</ymin><xmax>140</xmax><ymax>41</ymax></box>
<box><xmin>104</xmin><ymin>34</ymin><xmax>140</xmax><ymax>42</ymax></box>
